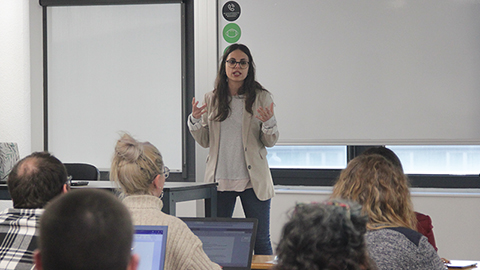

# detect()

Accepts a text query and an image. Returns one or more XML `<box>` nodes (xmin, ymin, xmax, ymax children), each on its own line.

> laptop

<box><xmin>181</xmin><ymin>217</ymin><xmax>258</xmax><ymax>270</ymax></box>
<box><xmin>133</xmin><ymin>225</ymin><xmax>168</xmax><ymax>270</ymax></box>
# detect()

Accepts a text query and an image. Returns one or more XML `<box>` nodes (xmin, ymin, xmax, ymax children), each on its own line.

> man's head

<box><xmin>7</xmin><ymin>152</ymin><xmax>68</xmax><ymax>208</ymax></box>
<box><xmin>35</xmin><ymin>189</ymin><xmax>138</xmax><ymax>270</ymax></box>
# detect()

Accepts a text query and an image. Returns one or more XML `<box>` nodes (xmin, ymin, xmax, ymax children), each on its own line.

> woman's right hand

<box><xmin>192</xmin><ymin>97</ymin><xmax>207</xmax><ymax>119</ymax></box>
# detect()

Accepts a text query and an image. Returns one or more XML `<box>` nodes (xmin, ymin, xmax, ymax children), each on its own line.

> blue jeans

<box><xmin>216</xmin><ymin>188</ymin><xmax>273</xmax><ymax>255</ymax></box>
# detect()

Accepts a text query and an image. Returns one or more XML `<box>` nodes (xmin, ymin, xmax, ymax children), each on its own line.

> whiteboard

<box><xmin>47</xmin><ymin>4</ymin><xmax>182</xmax><ymax>170</ymax></box>
<box><xmin>218</xmin><ymin>0</ymin><xmax>480</xmax><ymax>145</ymax></box>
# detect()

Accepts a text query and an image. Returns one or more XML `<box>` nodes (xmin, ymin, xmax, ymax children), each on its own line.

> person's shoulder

<box><xmin>415</xmin><ymin>212</ymin><xmax>432</xmax><ymax>222</ymax></box>
<box><xmin>255</xmin><ymin>87</ymin><xmax>270</xmax><ymax>95</ymax></box>
<box><xmin>255</xmin><ymin>89</ymin><xmax>273</xmax><ymax>102</ymax></box>
<box><xmin>415</xmin><ymin>211</ymin><xmax>434</xmax><ymax>233</ymax></box>
<box><xmin>205</xmin><ymin>90</ymin><xmax>215</xmax><ymax>98</ymax></box>
<box><xmin>160</xmin><ymin>215</ymin><xmax>193</xmax><ymax>232</ymax></box>
<box><xmin>383</xmin><ymin>227</ymin><xmax>424</xmax><ymax>247</ymax></box>
<box><xmin>0</xmin><ymin>208</ymin><xmax>43</xmax><ymax>217</ymax></box>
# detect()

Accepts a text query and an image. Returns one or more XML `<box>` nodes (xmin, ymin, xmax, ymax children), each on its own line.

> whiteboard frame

<box><xmin>40</xmin><ymin>0</ymin><xmax>196</xmax><ymax>181</ymax></box>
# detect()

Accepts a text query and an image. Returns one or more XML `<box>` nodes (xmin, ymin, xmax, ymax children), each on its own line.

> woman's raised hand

<box><xmin>256</xmin><ymin>102</ymin><xmax>274</xmax><ymax>122</ymax></box>
<box><xmin>192</xmin><ymin>97</ymin><xmax>207</xmax><ymax>119</ymax></box>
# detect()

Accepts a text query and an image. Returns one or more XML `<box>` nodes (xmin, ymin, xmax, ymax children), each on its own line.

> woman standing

<box><xmin>188</xmin><ymin>44</ymin><xmax>279</xmax><ymax>255</ymax></box>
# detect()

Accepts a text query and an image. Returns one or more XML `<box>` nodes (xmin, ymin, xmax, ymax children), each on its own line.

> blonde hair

<box><xmin>110</xmin><ymin>133</ymin><xmax>163</xmax><ymax>195</ymax></box>
<box><xmin>331</xmin><ymin>154</ymin><xmax>416</xmax><ymax>231</ymax></box>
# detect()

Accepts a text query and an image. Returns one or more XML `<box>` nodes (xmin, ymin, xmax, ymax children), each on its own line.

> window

<box><xmin>269</xmin><ymin>145</ymin><xmax>480</xmax><ymax>188</ymax></box>
<box><xmin>388</xmin><ymin>145</ymin><xmax>480</xmax><ymax>175</ymax></box>
<box><xmin>267</xmin><ymin>145</ymin><xmax>346</xmax><ymax>169</ymax></box>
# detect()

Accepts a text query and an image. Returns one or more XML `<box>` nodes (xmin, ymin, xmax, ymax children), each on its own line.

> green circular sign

<box><xmin>223</xmin><ymin>23</ymin><xmax>241</xmax><ymax>43</ymax></box>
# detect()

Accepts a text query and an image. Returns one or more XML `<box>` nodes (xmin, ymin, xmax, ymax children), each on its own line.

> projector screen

<box><xmin>47</xmin><ymin>3</ymin><xmax>183</xmax><ymax>170</ymax></box>
<box><xmin>218</xmin><ymin>0</ymin><xmax>480</xmax><ymax>145</ymax></box>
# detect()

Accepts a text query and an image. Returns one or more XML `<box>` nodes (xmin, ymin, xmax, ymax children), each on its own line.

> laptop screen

<box><xmin>133</xmin><ymin>225</ymin><xmax>168</xmax><ymax>270</ymax></box>
<box><xmin>181</xmin><ymin>218</ymin><xmax>257</xmax><ymax>270</ymax></box>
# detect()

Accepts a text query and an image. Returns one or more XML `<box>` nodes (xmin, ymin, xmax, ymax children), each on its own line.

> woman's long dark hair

<box><xmin>213</xmin><ymin>44</ymin><xmax>267</xmax><ymax>121</ymax></box>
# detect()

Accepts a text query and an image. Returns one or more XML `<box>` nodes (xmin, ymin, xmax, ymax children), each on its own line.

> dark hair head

<box><xmin>39</xmin><ymin>189</ymin><xmax>134</xmax><ymax>270</ymax></box>
<box><xmin>213</xmin><ymin>43</ymin><xmax>266</xmax><ymax>121</ymax></box>
<box><xmin>7</xmin><ymin>152</ymin><xmax>67</xmax><ymax>208</ymax></box>
<box><xmin>275</xmin><ymin>200</ymin><xmax>375</xmax><ymax>270</ymax></box>
<box><xmin>361</xmin><ymin>146</ymin><xmax>403</xmax><ymax>172</ymax></box>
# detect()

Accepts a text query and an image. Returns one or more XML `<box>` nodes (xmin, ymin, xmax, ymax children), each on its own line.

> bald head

<box><xmin>8</xmin><ymin>152</ymin><xmax>68</xmax><ymax>208</ymax></box>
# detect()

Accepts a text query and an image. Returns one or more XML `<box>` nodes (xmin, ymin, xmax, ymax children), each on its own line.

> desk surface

<box><xmin>71</xmin><ymin>180</ymin><xmax>217</xmax><ymax>190</ymax></box>
<box><xmin>250</xmin><ymin>256</ymin><xmax>479</xmax><ymax>270</ymax></box>
<box><xmin>70</xmin><ymin>181</ymin><xmax>218</xmax><ymax>217</ymax></box>
<box><xmin>251</xmin><ymin>255</ymin><xmax>276</xmax><ymax>270</ymax></box>
<box><xmin>0</xmin><ymin>181</ymin><xmax>218</xmax><ymax>217</ymax></box>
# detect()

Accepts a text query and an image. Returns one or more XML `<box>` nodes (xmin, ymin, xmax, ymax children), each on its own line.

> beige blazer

<box><xmin>189</xmin><ymin>90</ymin><xmax>279</xmax><ymax>201</ymax></box>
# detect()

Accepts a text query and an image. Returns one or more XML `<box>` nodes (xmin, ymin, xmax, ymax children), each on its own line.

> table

<box><xmin>251</xmin><ymin>255</ymin><xmax>275</xmax><ymax>270</ymax></box>
<box><xmin>250</xmin><ymin>256</ymin><xmax>479</xmax><ymax>270</ymax></box>
<box><xmin>0</xmin><ymin>181</ymin><xmax>218</xmax><ymax>217</ymax></box>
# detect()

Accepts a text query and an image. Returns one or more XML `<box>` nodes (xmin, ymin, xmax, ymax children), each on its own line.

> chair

<box><xmin>0</xmin><ymin>143</ymin><xmax>20</xmax><ymax>182</ymax></box>
<box><xmin>63</xmin><ymin>163</ymin><xmax>100</xmax><ymax>181</ymax></box>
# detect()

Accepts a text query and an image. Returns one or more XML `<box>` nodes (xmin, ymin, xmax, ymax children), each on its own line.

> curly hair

<box><xmin>331</xmin><ymin>154</ymin><xmax>416</xmax><ymax>231</ymax></box>
<box><xmin>274</xmin><ymin>200</ymin><xmax>375</xmax><ymax>270</ymax></box>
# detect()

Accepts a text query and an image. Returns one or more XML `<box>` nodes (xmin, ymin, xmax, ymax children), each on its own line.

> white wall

<box><xmin>0</xmin><ymin>0</ymin><xmax>32</xmax><ymax>157</ymax></box>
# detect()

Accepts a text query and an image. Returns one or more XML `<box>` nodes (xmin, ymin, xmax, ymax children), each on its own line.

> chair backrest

<box><xmin>0</xmin><ymin>143</ymin><xmax>20</xmax><ymax>181</ymax></box>
<box><xmin>64</xmin><ymin>163</ymin><xmax>100</xmax><ymax>181</ymax></box>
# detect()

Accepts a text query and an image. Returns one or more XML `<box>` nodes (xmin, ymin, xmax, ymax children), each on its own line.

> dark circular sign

<box><xmin>222</xmin><ymin>1</ymin><xmax>241</xmax><ymax>22</ymax></box>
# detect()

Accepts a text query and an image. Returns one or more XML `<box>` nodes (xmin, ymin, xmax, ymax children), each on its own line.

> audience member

<box><xmin>110</xmin><ymin>133</ymin><xmax>221</xmax><ymax>270</ymax></box>
<box><xmin>361</xmin><ymin>146</ymin><xmax>438</xmax><ymax>251</ymax></box>
<box><xmin>274</xmin><ymin>200</ymin><xmax>376</xmax><ymax>270</ymax></box>
<box><xmin>331</xmin><ymin>154</ymin><xmax>445</xmax><ymax>270</ymax></box>
<box><xmin>0</xmin><ymin>152</ymin><xmax>69</xmax><ymax>270</ymax></box>
<box><xmin>34</xmin><ymin>189</ymin><xmax>139</xmax><ymax>270</ymax></box>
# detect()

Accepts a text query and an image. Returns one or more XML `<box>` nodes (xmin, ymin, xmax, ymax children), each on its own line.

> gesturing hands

<box><xmin>193</xmin><ymin>98</ymin><xmax>274</xmax><ymax>122</ymax></box>
<box><xmin>256</xmin><ymin>102</ymin><xmax>274</xmax><ymax>122</ymax></box>
<box><xmin>191</xmin><ymin>97</ymin><xmax>207</xmax><ymax>119</ymax></box>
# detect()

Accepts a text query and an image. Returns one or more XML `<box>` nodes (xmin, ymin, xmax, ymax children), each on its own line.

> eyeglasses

<box><xmin>163</xmin><ymin>166</ymin><xmax>170</xmax><ymax>179</ymax></box>
<box><xmin>226</xmin><ymin>59</ymin><xmax>249</xmax><ymax>69</ymax></box>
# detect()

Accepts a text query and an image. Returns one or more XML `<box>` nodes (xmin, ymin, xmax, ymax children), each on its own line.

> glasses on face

<box><xmin>163</xmin><ymin>166</ymin><xmax>170</xmax><ymax>179</ymax></box>
<box><xmin>226</xmin><ymin>59</ymin><xmax>249</xmax><ymax>69</ymax></box>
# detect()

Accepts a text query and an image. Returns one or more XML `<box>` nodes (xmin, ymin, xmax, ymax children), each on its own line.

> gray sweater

<box><xmin>366</xmin><ymin>227</ymin><xmax>445</xmax><ymax>270</ymax></box>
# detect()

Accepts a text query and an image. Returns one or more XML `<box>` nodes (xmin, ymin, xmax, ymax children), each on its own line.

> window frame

<box><xmin>271</xmin><ymin>146</ymin><xmax>480</xmax><ymax>188</ymax></box>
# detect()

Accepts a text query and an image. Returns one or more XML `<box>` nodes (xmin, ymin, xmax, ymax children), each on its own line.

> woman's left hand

<box><xmin>256</xmin><ymin>102</ymin><xmax>274</xmax><ymax>122</ymax></box>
